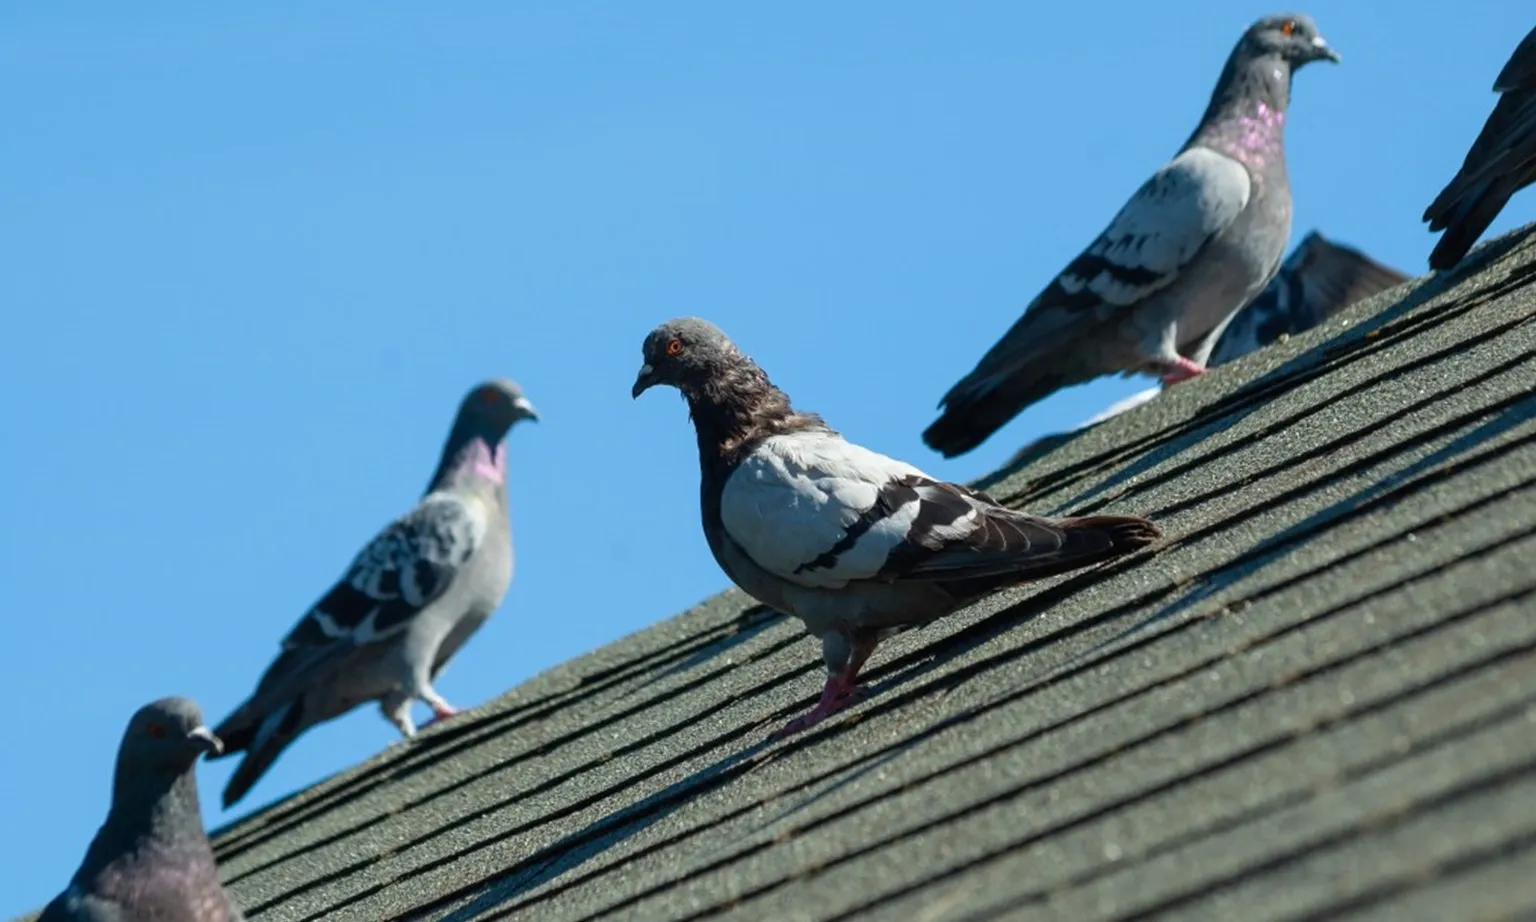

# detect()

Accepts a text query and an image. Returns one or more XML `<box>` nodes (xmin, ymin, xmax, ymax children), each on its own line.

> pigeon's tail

<box><xmin>213</xmin><ymin>702</ymin><xmax>304</xmax><ymax>809</ymax></box>
<box><xmin>1424</xmin><ymin>173</ymin><xmax>1521</xmax><ymax>271</ymax></box>
<box><xmin>1018</xmin><ymin>514</ymin><xmax>1162</xmax><ymax>579</ymax></box>
<box><xmin>923</xmin><ymin>368</ymin><xmax>1078</xmax><ymax>459</ymax></box>
<box><xmin>920</xmin><ymin>509</ymin><xmax>1161</xmax><ymax>599</ymax></box>
<box><xmin>1423</xmin><ymin>86</ymin><xmax>1536</xmax><ymax>271</ymax></box>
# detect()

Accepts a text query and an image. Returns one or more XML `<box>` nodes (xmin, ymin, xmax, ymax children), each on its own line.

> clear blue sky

<box><xmin>1</xmin><ymin>1</ymin><xmax>1528</xmax><ymax>913</ymax></box>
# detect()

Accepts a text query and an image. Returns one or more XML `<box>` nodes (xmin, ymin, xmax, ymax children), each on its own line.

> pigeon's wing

<box><xmin>282</xmin><ymin>493</ymin><xmax>488</xmax><ymax>649</ymax></box>
<box><xmin>923</xmin><ymin>145</ymin><xmax>1252</xmax><ymax>456</ymax></box>
<box><xmin>720</xmin><ymin>431</ymin><xmax>1156</xmax><ymax>590</ymax></box>
<box><xmin>219</xmin><ymin>494</ymin><xmax>489</xmax><ymax>733</ymax></box>
<box><xmin>959</xmin><ymin>146</ymin><xmax>1251</xmax><ymax>383</ymax></box>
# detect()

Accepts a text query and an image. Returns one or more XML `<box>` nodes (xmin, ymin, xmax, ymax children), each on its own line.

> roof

<box><xmin>25</xmin><ymin>224</ymin><xmax>1536</xmax><ymax>922</ymax></box>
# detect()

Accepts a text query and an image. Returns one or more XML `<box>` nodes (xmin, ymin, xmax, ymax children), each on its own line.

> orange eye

<box><xmin>1280</xmin><ymin>20</ymin><xmax>1296</xmax><ymax>36</ymax></box>
<box><xmin>665</xmin><ymin>339</ymin><xmax>684</xmax><ymax>357</ymax></box>
<box><xmin>477</xmin><ymin>388</ymin><xmax>499</xmax><ymax>405</ymax></box>
<box><xmin>146</xmin><ymin>723</ymin><xmax>167</xmax><ymax>739</ymax></box>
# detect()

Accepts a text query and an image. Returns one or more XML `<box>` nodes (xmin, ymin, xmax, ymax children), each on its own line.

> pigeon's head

<box><xmin>117</xmin><ymin>697</ymin><xmax>223</xmax><ymax>778</ymax></box>
<box><xmin>457</xmin><ymin>379</ymin><xmax>540</xmax><ymax>437</ymax></box>
<box><xmin>1241</xmin><ymin>14</ymin><xmax>1339</xmax><ymax>68</ymax></box>
<box><xmin>632</xmin><ymin>317</ymin><xmax>740</xmax><ymax>399</ymax></box>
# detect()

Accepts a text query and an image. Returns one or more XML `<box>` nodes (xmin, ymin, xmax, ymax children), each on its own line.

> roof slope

<box><xmin>26</xmin><ymin>225</ymin><xmax>1536</xmax><ymax>922</ymax></box>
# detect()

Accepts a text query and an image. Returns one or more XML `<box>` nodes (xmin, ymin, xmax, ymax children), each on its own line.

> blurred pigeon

<box><xmin>633</xmin><ymin>318</ymin><xmax>1160</xmax><ymax>738</ymax></box>
<box><xmin>1210</xmin><ymin>229</ymin><xmax>1408</xmax><ymax>363</ymax></box>
<box><xmin>210</xmin><ymin>380</ymin><xmax>537</xmax><ymax>807</ymax></box>
<box><xmin>1424</xmin><ymin>25</ymin><xmax>1536</xmax><ymax>270</ymax></box>
<box><xmin>1006</xmin><ymin>231</ymin><xmax>1407</xmax><ymax>469</ymax></box>
<box><xmin>924</xmin><ymin>13</ymin><xmax>1339</xmax><ymax>458</ymax></box>
<box><xmin>37</xmin><ymin>698</ymin><xmax>241</xmax><ymax>922</ymax></box>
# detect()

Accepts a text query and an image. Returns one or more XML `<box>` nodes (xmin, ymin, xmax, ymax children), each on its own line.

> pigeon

<box><xmin>1005</xmin><ymin>231</ymin><xmax>1407</xmax><ymax>469</ymax></box>
<box><xmin>923</xmin><ymin>13</ymin><xmax>1340</xmax><ymax>458</ymax></box>
<box><xmin>210</xmin><ymin>380</ymin><xmax>537</xmax><ymax>807</ymax></box>
<box><xmin>37</xmin><ymin>697</ymin><xmax>242</xmax><ymax>922</ymax></box>
<box><xmin>632</xmin><ymin>318</ymin><xmax>1161</xmax><ymax>738</ymax></box>
<box><xmin>1423</xmin><ymin>25</ymin><xmax>1536</xmax><ymax>270</ymax></box>
<box><xmin>1208</xmin><ymin>230</ymin><xmax>1408</xmax><ymax>365</ymax></box>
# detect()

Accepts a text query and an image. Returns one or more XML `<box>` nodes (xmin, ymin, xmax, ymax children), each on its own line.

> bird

<box><xmin>1005</xmin><ymin>231</ymin><xmax>1407</xmax><ymax>470</ymax></box>
<box><xmin>1208</xmin><ymin>230</ymin><xmax>1408</xmax><ymax>366</ymax></box>
<box><xmin>36</xmin><ymin>697</ymin><xmax>242</xmax><ymax>922</ymax></box>
<box><xmin>632</xmin><ymin>318</ymin><xmax>1161</xmax><ymax>738</ymax></box>
<box><xmin>209</xmin><ymin>379</ymin><xmax>538</xmax><ymax>808</ymax></box>
<box><xmin>1423</xmin><ymin>25</ymin><xmax>1536</xmax><ymax>271</ymax></box>
<box><xmin>923</xmin><ymin>13</ymin><xmax>1340</xmax><ymax>458</ymax></box>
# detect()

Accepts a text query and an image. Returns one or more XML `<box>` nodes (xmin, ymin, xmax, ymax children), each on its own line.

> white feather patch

<box><xmin>720</xmin><ymin>431</ymin><xmax>944</xmax><ymax>588</ymax></box>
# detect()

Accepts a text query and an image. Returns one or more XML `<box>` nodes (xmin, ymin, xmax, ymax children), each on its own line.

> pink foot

<box><xmin>423</xmin><ymin>701</ymin><xmax>459</xmax><ymax>726</ymax></box>
<box><xmin>1160</xmin><ymin>356</ymin><xmax>1207</xmax><ymax>386</ymax></box>
<box><xmin>769</xmin><ymin>678</ymin><xmax>866</xmax><ymax>741</ymax></box>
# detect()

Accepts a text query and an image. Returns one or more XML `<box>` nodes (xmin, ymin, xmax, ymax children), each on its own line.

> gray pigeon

<box><xmin>1006</xmin><ymin>231</ymin><xmax>1407</xmax><ymax>469</ymax></box>
<box><xmin>37</xmin><ymin>698</ymin><xmax>242</xmax><ymax>922</ymax></box>
<box><xmin>1424</xmin><ymin>25</ymin><xmax>1536</xmax><ymax>270</ymax></box>
<box><xmin>633</xmin><ymin>318</ymin><xmax>1161</xmax><ymax>738</ymax></box>
<box><xmin>923</xmin><ymin>13</ymin><xmax>1339</xmax><ymax>458</ymax></box>
<box><xmin>210</xmin><ymin>380</ymin><xmax>537</xmax><ymax>807</ymax></box>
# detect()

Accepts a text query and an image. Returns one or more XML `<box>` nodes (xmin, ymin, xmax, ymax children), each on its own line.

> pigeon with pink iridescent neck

<box><xmin>210</xmin><ymin>380</ymin><xmax>537</xmax><ymax>807</ymax></box>
<box><xmin>924</xmin><ymin>13</ymin><xmax>1339</xmax><ymax>458</ymax></box>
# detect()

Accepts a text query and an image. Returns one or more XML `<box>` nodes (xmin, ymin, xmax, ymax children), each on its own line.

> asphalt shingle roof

<box><xmin>24</xmin><ymin>226</ymin><xmax>1536</xmax><ymax>922</ymax></box>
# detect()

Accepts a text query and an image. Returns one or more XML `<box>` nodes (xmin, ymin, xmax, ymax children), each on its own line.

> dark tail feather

<box><xmin>217</xmin><ymin>703</ymin><xmax>303</xmax><ymax>808</ymax></box>
<box><xmin>934</xmin><ymin>513</ymin><xmax>1161</xmax><ymax>598</ymax></box>
<box><xmin>923</xmin><ymin>371</ymin><xmax>1072</xmax><ymax>459</ymax></box>
<box><xmin>1426</xmin><ymin>178</ymin><xmax>1514</xmax><ymax>270</ymax></box>
<box><xmin>1034</xmin><ymin>514</ymin><xmax>1162</xmax><ymax>578</ymax></box>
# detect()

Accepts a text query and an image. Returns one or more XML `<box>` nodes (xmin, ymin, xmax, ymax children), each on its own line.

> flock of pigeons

<box><xmin>32</xmin><ymin>13</ymin><xmax>1536</xmax><ymax>922</ymax></box>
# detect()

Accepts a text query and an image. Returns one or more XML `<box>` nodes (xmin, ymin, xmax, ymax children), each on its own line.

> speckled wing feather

<box><xmin>232</xmin><ymin>494</ymin><xmax>487</xmax><ymax>718</ymax></box>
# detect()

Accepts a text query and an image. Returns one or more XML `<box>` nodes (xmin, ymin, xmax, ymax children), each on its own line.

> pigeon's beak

<box><xmin>187</xmin><ymin>726</ymin><xmax>223</xmax><ymax>756</ymax></box>
<box><xmin>1311</xmin><ymin>34</ymin><xmax>1340</xmax><ymax>63</ymax></box>
<box><xmin>632</xmin><ymin>364</ymin><xmax>657</xmax><ymax>399</ymax></box>
<box><xmin>513</xmin><ymin>395</ymin><xmax>540</xmax><ymax>422</ymax></box>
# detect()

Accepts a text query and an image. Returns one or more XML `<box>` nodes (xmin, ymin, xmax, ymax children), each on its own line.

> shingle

<box><xmin>18</xmin><ymin>228</ymin><xmax>1536</xmax><ymax>922</ymax></box>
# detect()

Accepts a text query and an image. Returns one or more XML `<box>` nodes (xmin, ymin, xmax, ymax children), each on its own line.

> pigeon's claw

<box><xmin>769</xmin><ymin>675</ymin><xmax>865</xmax><ymax>741</ymax></box>
<box><xmin>424</xmin><ymin>701</ymin><xmax>459</xmax><ymax>726</ymax></box>
<box><xmin>1160</xmin><ymin>356</ymin><xmax>1208</xmax><ymax>386</ymax></box>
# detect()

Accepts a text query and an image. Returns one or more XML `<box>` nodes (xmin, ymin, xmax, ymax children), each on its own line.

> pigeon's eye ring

<box><xmin>146</xmin><ymin>723</ymin><xmax>168</xmax><ymax>739</ymax></box>
<box><xmin>1280</xmin><ymin>19</ymin><xmax>1296</xmax><ymax>36</ymax></box>
<box><xmin>666</xmin><ymin>338</ymin><xmax>684</xmax><ymax>357</ymax></box>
